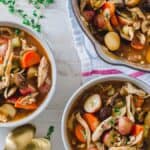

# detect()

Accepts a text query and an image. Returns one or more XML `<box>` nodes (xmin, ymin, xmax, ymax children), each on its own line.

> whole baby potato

<box><xmin>104</xmin><ymin>32</ymin><xmax>120</xmax><ymax>51</ymax></box>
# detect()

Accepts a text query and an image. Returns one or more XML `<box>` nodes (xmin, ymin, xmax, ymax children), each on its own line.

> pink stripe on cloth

<box><xmin>129</xmin><ymin>71</ymin><xmax>145</xmax><ymax>78</ymax></box>
<box><xmin>82</xmin><ymin>69</ymin><xmax>122</xmax><ymax>77</ymax></box>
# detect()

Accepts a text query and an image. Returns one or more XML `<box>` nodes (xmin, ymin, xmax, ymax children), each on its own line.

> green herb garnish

<box><xmin>44</xmin><ymin>126</ymin><xmax>54</xmax><ymax>140</ymax></box>
<box><xmin>0</xmin><ymin>0</ymin><xmax>54</xmax><ymax>32</ymax></box>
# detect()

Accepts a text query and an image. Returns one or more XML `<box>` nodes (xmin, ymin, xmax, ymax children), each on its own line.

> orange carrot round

<box><xmin>21</xmin><ymin>51</ymin><xmax>40</xmax><ymax>68</ymax></box>
<box><xmin>75</xmin><ymin>124</ymin><xmax>86</xmax><ymax>143</ymax></box>
<box><xmin>83</xmin><ymin>113</ymin><xmax>99</xmax><ymax>132</ymax></box>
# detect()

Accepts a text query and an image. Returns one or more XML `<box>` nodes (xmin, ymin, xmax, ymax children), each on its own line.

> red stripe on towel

<box><xmin>82</xmin><ymin>69</ymin><xmax>122</xmax><ymax>77</ymax></box>
<box><xmin>129</xmin><ymin>71</ymin><xmax>145</xmax><ymax>78</ymax></box>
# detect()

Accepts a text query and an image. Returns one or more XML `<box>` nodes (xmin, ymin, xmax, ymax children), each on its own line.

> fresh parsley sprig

<box><xmin>0</xmin><ymin>0</ymin><xmax>54</xmax><ymax>32</ymax></box>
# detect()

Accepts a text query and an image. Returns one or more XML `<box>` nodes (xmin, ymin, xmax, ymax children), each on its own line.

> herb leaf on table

<box><xmin>45</xmin><ymin>126</ymin><xmax>54</xmax><ymax>140</ymax></box>
<box><xmin>0</xmin><ymin>0</ymin><xmax>54</xmax><ymax>32</ymax></box>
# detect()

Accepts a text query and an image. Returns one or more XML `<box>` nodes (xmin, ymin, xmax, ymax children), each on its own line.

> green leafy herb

<box><xmin>44</xmin><ymin>126</ymin><xmax>54</xmax><ymax>140</ymax></box>
<box><xmin>0</xmin><ymin>0</ymin><xmax>54</xmax><ymax>32</ymax></box>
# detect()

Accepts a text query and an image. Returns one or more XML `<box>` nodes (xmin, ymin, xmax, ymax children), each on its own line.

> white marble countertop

<box><xmin>0</xmin><ymin>0</ymin><xmax>81</xmax><ymax>149</ymax></box>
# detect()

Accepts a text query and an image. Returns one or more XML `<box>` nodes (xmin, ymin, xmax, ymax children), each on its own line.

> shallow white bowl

<box><xmin>0</xmin><ymin>22</ymin><xmax>57</xmax><ymax>128</ymax></box>
<box><xmin>61</xmin><ymin>75</ymin><xmax>150</xmax><ymax>149</ymax></box>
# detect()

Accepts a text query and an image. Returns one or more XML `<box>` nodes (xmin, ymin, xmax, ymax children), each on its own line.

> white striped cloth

<box><xmin>67</xmin><ymin>0</ymin><xmax>150</xmax><ymax>84</ymax></box>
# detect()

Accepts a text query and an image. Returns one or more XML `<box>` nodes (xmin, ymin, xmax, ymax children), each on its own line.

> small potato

<box><xmin>118</xmin><ymin>117</ymin><xmax>133</xmax><ymax>135</ymax></box>
<box><xmin>84</xmin><ymin>94</ymin><xmax>102</xmax><ymax>113</ymax></box>
<box><xmin>104</xmin><ymin>32</ymin><xmax>120</xmax><ymax>51</ymax></box>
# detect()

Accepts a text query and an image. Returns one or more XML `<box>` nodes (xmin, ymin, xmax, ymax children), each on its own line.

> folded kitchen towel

<box><xmin>67</xmin><ymin>0</ymin><xmax>150</xmax><ymax>84</ymax></box>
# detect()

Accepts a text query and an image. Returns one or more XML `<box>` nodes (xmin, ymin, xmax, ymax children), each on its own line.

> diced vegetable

<box><xmin>84</xmin><ymin>94</ymin><xmax>102</xmax><ymax>113</ymax></box>
<box><xmin>95</xmin><ymin>14</ymin><xmax>106</xmax><ymax>29</ymax></box>
<box><xmin>27</xmin><ymin>67</ymin><xmax>38</xmax><ymax>79</ymax></box>
<box><xmin>102</xmin><ymin>2</ymin><xmax>115</xmax><ymax>17</ymax></box>
<box><xmin>75</xmin><ymin>124</ymin><xmax>86</xmax><ymax>143</ymax></box>
<box><xmin>131</xmin><ymin>124</ymin><xmax>144</xmax><ymax>136</ymax></box>
<box><xmin>21</xmin><ymin>51</ymin><xmax>40</xmax><ymax>68</ymax></box>
<box><xmin>118</xmin><ymin>117</ymin><xmax>133</xmax><ymax>135</ymax></box>
<box><xmin>15</xmin><ymin>98</ymin><xmax>37</xmax><ymax>110</ymax></box>
<box><xmin>12</xmin><ymin>37</ymin><xmax>21</xmax><ymax>48</ymax></box>
<box><xmin>110</xmin><ymin>14</ymin><xmax>119</xmax><ymax>27</ymax></box>
<box><xmin>104</xmin><ymin>32</ymin><xmax>120</xmax><ymax>51</ymax></box>
<box><xmin>83</xmin><ymin>113</ymin><xmax>99</xmax><ymax>132</ymax></box>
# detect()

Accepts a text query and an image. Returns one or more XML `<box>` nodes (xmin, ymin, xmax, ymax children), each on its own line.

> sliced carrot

<box><xmin>102</xmin><ymin>2</ymin><xmax>115</xmax><ymax>17</ymax></box>
<box><xmin>131</xmin><ymin>124</ymin><xmax>144</xmax><ymax>136</ymax></box>
<box><xmin>111</xmin><ymin>14</ymin><xmax>119</xmax><ymax>27</ymax></box>
<box><xmin>133</xmin><ymin>96</ymin><xmax>144</xmax><ymax>108</ymax></box>
<box><xmin>75</xmin><ymin>124</ymin><xmax>86</xmax><ymax>143</ymax></box>
<box><xmin>15</xmin><ymin>98</ymin><xmax>37</xmax><ymax>110</ymax></box>
<box><xmin>83</xmin><ymin>113</ymin><xmax>99</xmax><ymax>132</ymax></box>
<box><xmin>21</xmin><ymin>51</ymin><xmax>40</xmax><ymax>68</ymax></box>
<box><xmin>131</xmin><ymin>38</ymin><xmax>145</xmax><ymax>50</ymax></box>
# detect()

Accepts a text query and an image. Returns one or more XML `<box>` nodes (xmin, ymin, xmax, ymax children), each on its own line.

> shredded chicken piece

<box><xmin>19</xmin><ymin>92</ymin><xmax>39</xmax><ymax>105</ymax></box>
<box><xmin>92</xmin><ymin>117</ymin><xmax>113</xmax><ymax>142</ymax></box>
<box><xmin>126</xmin><ymin>95</ymin><xmax>135</xmax><ymax>122</ymax></box>
<box><xmin>5</xmin><ymin>53</ymin><xmax>14</xmax><ymax>87</ymax></box>
<box><xmin>122</xmin><ymin>83</ymin><xmax>146</xmax><ymax>97</ymax></box>
<box><xmin>38</xmin><ymin>56</ymin><xmax>49</xmax><ymax>88</ymax></box>
<box><xmin>21</xmin><ymin>38</ymin><xmax>36</xmax><ymax>51</ymax></box>
<box><xmin>76</xmin><ymin>112</ymin><xmax>91</xmax><ymax>149</ymax></box>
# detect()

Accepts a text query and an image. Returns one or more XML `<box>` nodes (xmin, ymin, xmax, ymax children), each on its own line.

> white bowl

<box><xmin>0</xmin><ymin>22</ymin><xmax>57</xmax><ymax>127</ymax></box>
<box><xmin>61</xmin><ymin>75</ymin><xmax>150</xmax><ymax>149</ymax></box>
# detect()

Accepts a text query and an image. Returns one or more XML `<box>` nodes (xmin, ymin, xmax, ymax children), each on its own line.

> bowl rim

<box><xmin>61</xmin><ymin>74</ymin><xmax>150</xmax><ymax>149</ymax></box>
<box><xmin>0</xmin><ymin>21</ymin><xmax>57</xmax><ymax>127</ymax></box>
<box><xmin>70</xmin><ymin>0</ymin><xmax>150</xmax><ymax>72</ymax></box>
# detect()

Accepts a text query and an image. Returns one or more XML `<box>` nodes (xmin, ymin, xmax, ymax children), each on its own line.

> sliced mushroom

<box><xmin>133</xmin><ymin>21</ymin><xmax>141</xmax><ymax>30</ymax></box>
<box><xmin>38</xmin><ymin>56</ymin><xmax>49</xmax><ymax>88</ymax></box>
<box><xmin>92</xmin><ymin>116</ymin><xmax>113</xmax><ymax>142</ymax></box>
<box><xmin>126</xmin><ymin>95</ymin><xmax>135</xmax><ymax>122</ymax></box>
<box><xmin>128</xmin><ymin>7</ymin><xmax>146</xmax><ymax>20</ymax></box>
<box><xmin>25</xmin><ymin>138</ymin><xmax>51</xmax><ymax>150</ymax></box>
<box><xmin>76</xmin><ymin>112</ymin><xmax>91</xmax><ymax>149</ymax></box>
<box><xmin>122</xmin><ymin>82</ymin><xmax>146</xmax><ymax>97</ymax></box>
<box><xmin>84</xmin><ymin>94</ymin><xmax>102</xmax><ymax>113</ymax></box>
<box><xmin>120</xmin><ymin>25</ymin><xmax>134</xmax><ymax>41</ymax></box>
<box><xmin>5</xmin><ymin>124</ymin><xmax>36</xmax><ymax>150</ymax></box>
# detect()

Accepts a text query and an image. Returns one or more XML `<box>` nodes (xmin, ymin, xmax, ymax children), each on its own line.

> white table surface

<box><xmin>0</xmin><ymin>0</ymin><xmax>82</xmax><ymax>149</ymax></box>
